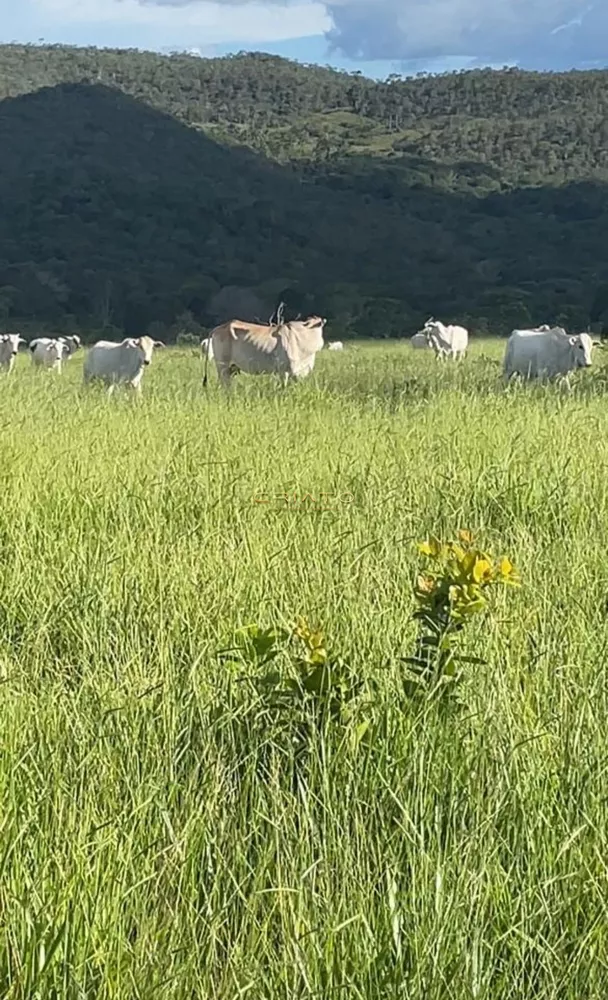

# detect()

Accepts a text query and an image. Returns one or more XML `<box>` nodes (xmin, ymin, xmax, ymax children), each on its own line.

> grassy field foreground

<box><xmin>1</xmin><ymin>339</ymin><xmax>608</xmax><ymax>998</ymax></box>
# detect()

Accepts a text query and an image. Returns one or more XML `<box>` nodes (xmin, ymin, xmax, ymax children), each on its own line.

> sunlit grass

<box><xmin>0</xmin><ymin>339</ymin><xmax>607</xmax><ymax>997</ymax></box>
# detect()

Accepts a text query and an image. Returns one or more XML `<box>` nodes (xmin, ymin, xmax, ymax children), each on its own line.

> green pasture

<box><xmin>1</xmin><ymin>339</ymin><xmax>608</xmax><ymax>998</ymax></box>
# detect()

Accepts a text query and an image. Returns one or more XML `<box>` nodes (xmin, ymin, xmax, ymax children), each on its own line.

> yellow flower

<box><xmin>497</xmin><ymin>557</ymin><xmax>520</xmax><ymax>584</ymax></box>
<box><xmin>418</xmin><ymin>536</ymin><xmax>444</xmax><ymax>558</ymax></box>
<box><xmin>472</xmin><ymin>557</ymin><xmax>493</xmax><ymax>584</ymax></box>
<box><xmin>459</xmin><ymin>551</ymin><xmax>478</xmax><ymax>579</ymax></box>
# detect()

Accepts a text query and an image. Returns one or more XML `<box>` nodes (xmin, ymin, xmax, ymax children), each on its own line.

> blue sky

<box><xmin>0</xmin><ymin>0</ymin><xmax>604</xmax><ymax>80</ymax></box>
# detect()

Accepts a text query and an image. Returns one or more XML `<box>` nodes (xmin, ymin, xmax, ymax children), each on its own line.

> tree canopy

<box><xmin>0</xmin><ymin>43</ymin><xmax>607</xmax><ymax>339</ymax></box>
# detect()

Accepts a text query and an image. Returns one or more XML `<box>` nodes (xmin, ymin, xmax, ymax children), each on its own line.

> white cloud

<box><xmin>324</xmin><ymin>0</ymin><xmax>603</xmax><ymax>69</ymax></box>
<box><xmin>33</xmin><ymin>0</ymin><xmax>330</xmax><ymax>44</ymax></box>
<box><xmin>121</xmin><ymin>0</ymin><xmax>605</xmax><ymax>70</ymax></box>
<box><xmin>17</xmin><ymin>0</ymin><xmax>607</xmax><ymax>71</ymax></box>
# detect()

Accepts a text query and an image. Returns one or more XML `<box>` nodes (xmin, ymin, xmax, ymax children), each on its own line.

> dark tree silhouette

<box><xmin>0</xmin><ymin>44</ymin><xmax>607</xmax><ymax>339</ymax></box>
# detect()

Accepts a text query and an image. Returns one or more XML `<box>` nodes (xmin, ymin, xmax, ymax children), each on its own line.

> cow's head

<box><xmin>59</xmin><ymin>335</ymin><xmax>81</xmax><ymax>356</ymax></box>
<box><xmin>2</xmin><ymin>334</ymin><xmax>24</xmax><ymax>356</ymax></box>
<box><xmin>570</xmin><ymin>333</ymin><xmax>594</xmax><ymax>368</ymax></box>
<box><xmin>127</xmin><ymin>336</ymin><xmax>164</xmax><ymax>366</ymax></box>
<box><xmin>46</xmin><ymin>339</ymin><xmax>68</xmax><ymax>363</ymax></box>
<box><xmin>299</xmin><ymin>316</ymin><xmax>326</xmax><ymax>329</ymax></box>
<box><xmin>297</xmin><ymin>316</ymin><xmax>326</xmax><ymax>351</ymax></box>
<box><xmin>421</xmin><ymin>319</ymin><xmax>439</xmax><ymax>345</ymax></box>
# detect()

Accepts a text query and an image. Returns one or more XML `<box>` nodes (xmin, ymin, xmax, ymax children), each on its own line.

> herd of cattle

<box><xmin>0</xmin><ymin>332</ymin><xmax>163</xmax><ymax>393</ymax></box>
<box><xmin>0</xmin><ymin>334</ymin><xmax>82</xmax><ymax>373</ymax></box>
<box><xmin>200</xmin><ymin>315</ymin><xmax>601</xmax><ymax>386</ymax></box>
<box><xmin>0</xmin><ymin>317</ymin><xmax>601</xmax><ymax>394</ymax></box>
<box><xmin>410</xmin><ymin>319</ymin><xmax>599</xmax><ymax>377</ymax></box>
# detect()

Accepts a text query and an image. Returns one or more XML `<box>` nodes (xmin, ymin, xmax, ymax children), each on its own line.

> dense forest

<box><xmin>0</xmin><ymin>43</ymin><xmax>607</xmax><ymax>340</ymax></box>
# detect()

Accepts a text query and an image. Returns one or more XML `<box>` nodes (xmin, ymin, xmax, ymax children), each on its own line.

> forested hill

<box><xmin>1</xmin><ymin>43</ymin><xmax>608</xmax><ymax>340</ymax></box>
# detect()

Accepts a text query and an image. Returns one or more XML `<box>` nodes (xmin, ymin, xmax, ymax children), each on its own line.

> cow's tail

<box><xmin>503</xmin><ymin>339</ymin><xmax>514</xmax><ymax>380</ymax></box>
<box><xmin>202</xmin><ymin>331</ymin><xmax>213</xmax><ymax>388</ymax></box>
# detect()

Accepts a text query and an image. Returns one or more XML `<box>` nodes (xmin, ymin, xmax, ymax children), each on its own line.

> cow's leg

<box><xmin>106</xmin><ymin>383</ymin><xmax>116</xmax><ymax>398</ymax></box>
<box><xmin>129</xmin><ymin>376</ymin><xmax>144</xmax><ymax>398</ymax></box>
<box><xmin>216</xmin><ymin>364</ymin><xmax>234</xmax><ymax>389</ymax></box>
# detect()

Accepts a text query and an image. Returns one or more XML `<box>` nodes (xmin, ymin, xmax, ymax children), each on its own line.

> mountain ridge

<box><xmin>0</xmin><ymin>43</ymin><xmax>607</xmax><ymax>338</ymax></box>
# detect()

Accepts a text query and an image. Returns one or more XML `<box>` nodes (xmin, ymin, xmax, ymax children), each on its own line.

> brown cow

<box><xmin>203</xmin><ymin>316</ymin><xmax>326</xmax><ymax>388</ymax></box>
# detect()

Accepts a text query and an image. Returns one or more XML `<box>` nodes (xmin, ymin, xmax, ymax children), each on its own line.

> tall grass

<box><xmin>1</xmin><ymin>340</ymin><xmax>607</xmax><ymax>997</ymax></box>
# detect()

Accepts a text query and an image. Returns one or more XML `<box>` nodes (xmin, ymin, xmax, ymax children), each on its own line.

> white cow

<box><xmin>200</xmin><ymin>337</ymin><xmax>214</xmax><ymax>361</ymax></box>
<box><xmin>421</xmin><ymin>318</ymin><xmax>469</xmax><ymax>360</ymax></box>
<box><xmin>83</xmin><ymin>335</ymin><xmax>164</xmax><ymax>395</ymax></box>
<box><xmin>204</xmin><ymin>316</ymin><xmax>326</xmax><ymax>388</ymax></box>
<box><xmin>327</xmin><ymin>342</ymin><xmax>344</xmax><ymax>352</ymax></box>
<box><xmin>29</xmin><ymin>338</ymin><xmax>71</xmax><ymax>373</ymax></box>
<box><xmin>0</xmin><ymin>334</ymin><xmax>26</xmax><ymax>373</ymax></box>
<box><xmin>410</xmin><ymin>333</ymin><xmax>429</xmax><ymax>349</ymax></box>
<box><xmin>59</xmin><ymin>335</ymin><xmax>81</xmax><ymax>358</ymax></box>
<box><xmin>503</xmin><ymin>328</ymin><xmax>596</xmax><ymax>380</ymax></box>
<box><xmin>29</xmin><ymin>335</ymin><xmax>81</xmax><ymax>368</ymax></box>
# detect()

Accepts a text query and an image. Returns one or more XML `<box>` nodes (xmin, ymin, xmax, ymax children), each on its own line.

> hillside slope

<box><xmin>0</xmin><ymin>44</ymin><xmax>607</xmax><ymax>337</ymax></box>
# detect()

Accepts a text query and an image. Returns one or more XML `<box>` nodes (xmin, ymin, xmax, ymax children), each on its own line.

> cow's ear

<box><xmin>569</xmin><ymin>336</ymin><xmax>578</xmax><ymax>346</ymax></box>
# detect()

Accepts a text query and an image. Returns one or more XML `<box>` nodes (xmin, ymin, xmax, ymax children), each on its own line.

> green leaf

<box><xmin>353</xmin><ymin>720</ymin><xmax>370</xmax><ymax>746</ymax></box>
<box><xmin>300</xmin><ymin>663</ymin><xmax>333</xmax><ymax>695</ymax></box>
